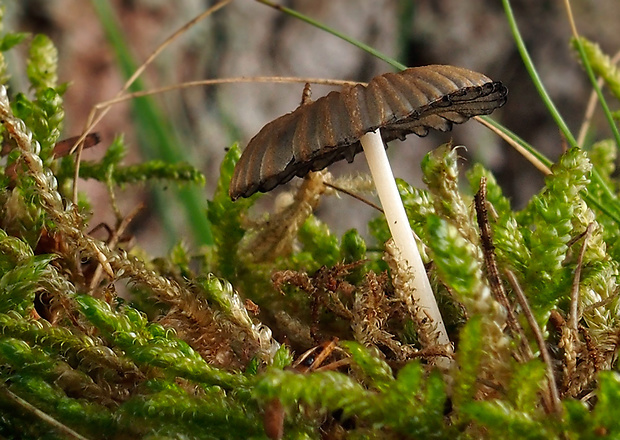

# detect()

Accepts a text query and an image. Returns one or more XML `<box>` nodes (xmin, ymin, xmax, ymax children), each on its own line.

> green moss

<box><xmin>2</xmin><ymin>1</ymin><xmax>620</xmax><ymax>439</ymax></box>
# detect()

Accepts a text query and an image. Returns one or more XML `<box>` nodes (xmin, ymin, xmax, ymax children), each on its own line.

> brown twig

<box><xmin>569</xmin><ymin>224</ymin><xmax>594</xmax><ymax>331</ymax></box>
<box><xmin>559</xmin><ymin>224</ymin><xmax>594</xmax><ymax>395</ymax></box>
<box><xmin>88</xmin><ymin>203</ymin><xmax>145</xmax><ymax>294</ymax></box>
<box><xmin>506</xmin><ymin>270</ymin><xmax>562</xmax><ymax>414</ymax></box>
<box><xmin>292</xmin><ymin>338</ymin><xmax>342</xmax><ymax>373</ymax></box>
<box><xmin>1</xmin><ymin>387</ymin><xmax>91</xmax><ymax>440</ymax></box>
<box><xmin>474</xmin><ymin>116</ymin><xmax>551</xmax><ymax>176</ymax></box>
<box><xmin>323</xmin><ymin>181</ymin><xmax>384</xmax><ymax>213</ymax></box>
<box><xmin>91</xmin><ymin>76</ymin><xmax>364</xmax><ymax>111</ymax></box>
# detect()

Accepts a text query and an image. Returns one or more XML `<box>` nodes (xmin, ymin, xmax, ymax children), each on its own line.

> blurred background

<box><xmin>5</xmin><ymin>0</ymin><xmax>620</xmax><ymax>254</ymax></box>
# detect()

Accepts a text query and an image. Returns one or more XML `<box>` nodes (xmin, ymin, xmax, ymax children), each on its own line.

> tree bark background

<box><xmin>7</xmin><ymin>0</ymin><xmax>620</xmax><ymax>252</ymax></box>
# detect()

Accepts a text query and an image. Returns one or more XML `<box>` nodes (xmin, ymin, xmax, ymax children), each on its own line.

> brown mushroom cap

<box><xmin>229</xmin><ymin>65</ymin><xmax>508</xmax><ymax>200</ymax></box>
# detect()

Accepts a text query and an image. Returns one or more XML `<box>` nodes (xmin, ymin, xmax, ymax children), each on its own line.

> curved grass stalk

<box><xmin>501</xmin><ymin>0</ymin><xmax>577</xmax><ymax>148</ymax></box>
<box><xmin>94</xmin><ymin>77</ymin><xmax>364</xmax><ymax>109</ymax></box>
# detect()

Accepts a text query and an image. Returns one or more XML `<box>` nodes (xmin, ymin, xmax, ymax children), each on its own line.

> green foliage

<box><xmin>463</xmin><ymin>401</ymin><xmax>556</xmax><ymax>440</ymax></box>
<box><xmin>0</xmin><ymin>22</ymin><xmax>27</xmax><ymax>85</ymax></box>
<box><xmin>76</xmin><ymin>294</ymin><xmax>245</xmax><ymax>389</ymax></box>
<box><xmin>27</xmin><ymin>34</ymin><xmax>60</xmax><ymax>93</ymax></box>
<box><xmin>255</xmin><ymin>355</ymin><xmax>451</xmax><ymax>438</ymax></box>
<box><xmin>427</xmin><ymin>215</ymin><xmax>484</xmax><ymax>298</ymax></box>
<box><xmin>452</xmin><ymin>316</ymin><xmax>483</xmax><ymax>410</ymax></box>
<box><xmin>297</xmin><ymin>216</ymin><xmax>340</xmax><ymax>269</ymax></box>
<box><xmin>0</xmin><ymin>253</ymin><xmax>54</xmax><ymax>315</ymax></box>
<box><xmin>340</xmin><ymin>341</ymin><xmax>393</xmax><ymax>391</ymax></box>
<box><xmin>520</xmin><ymin>148</ymin><xmax>592</xmax><ymax>315</ymax></box>
<box><xmin>0</xmin><ymin>32</ymin><xmax>28</xmax><ymax>52</ymax></box>
<box><xmin>57</xmin><ymin>135</ymin><xmax>206</xmax><ymax>189</ymax></box>
<box><xmin>207</xmin><ymin>144</ymin><xmax>253</xmax><ymax>280</ymax></box>
<box><xmin>575</xmin><ymin>37</ymin><xmax>620</xmax><ymax>101</ymax></box>
<box><xmin>2</xmin><ymin>1</ymin><xmax>620</xmax><ymax>439</ymax></box>
<box><xmin>8</xmin><ymin>34</ymin><xmax>66</xmax><ymax>158</ymax></box>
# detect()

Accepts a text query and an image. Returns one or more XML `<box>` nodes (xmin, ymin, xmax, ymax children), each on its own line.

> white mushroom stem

<box><xmin>360</xmin><ymin>130</ymin><xmax>451</xmax><ymax>349</ymax></box>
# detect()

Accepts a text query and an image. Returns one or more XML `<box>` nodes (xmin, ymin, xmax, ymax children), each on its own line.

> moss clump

<box><xmin>1</xmin><ymin>3</ymin><xmax>620</xmax><ymax>440</ymax></box>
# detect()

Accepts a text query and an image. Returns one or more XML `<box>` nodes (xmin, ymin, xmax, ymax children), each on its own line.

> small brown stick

<box><xmin>292</xmin><ymin>338</ymin><xmax>340</xmax><ymax>373</ymax></box>
<box><xmin>474</xmin><ymin>116</ymin><xmax>552</xmax><ymax>176</ymax></box>
<box><xmin>323</xmin><ymin>181</ymin><xmax>384</xmax><ymax>213</ymax></box>
<box><xmin>308</xmin><ymin>339</ymin><xmax>340</xmax><ymax>371</ymax></box>
<box><xmin>1</xmin><ymin>387</ymin><xmax>91</xmax><ymax>440</ymax></box>
<box><xmin>474</xmin><ymin>178</ymin><xmax>532</xmax><ymax>361</ymax></box>
<box><xmin>561</xmin><ymin>224</ymin><xmax>594</xmax><ymax>396</ymax></box>
<box><xmin>569</xmin><ymin>224</ymin><xmax>594</xmax><ymax>331</ymax></box>
<box><xmin>315</xmin><ymin>357</ymin><xmax>351</xmax><ymax>371</ymax></box>
<box><xmin>92</xmin><ymin>77</ymin><xmax>363</xmax><ymax>110</ymax></box>
<box><xmin>506</xmin><ymin>269</ymin><xmax>562</xmax><ymax>414</ymax></box>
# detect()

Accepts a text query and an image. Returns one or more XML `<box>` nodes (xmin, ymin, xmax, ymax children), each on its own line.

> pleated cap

<box><xmin>229</xmin><ymin>65</ymin><xmax>507</xmax><ymax>200</ymax></box>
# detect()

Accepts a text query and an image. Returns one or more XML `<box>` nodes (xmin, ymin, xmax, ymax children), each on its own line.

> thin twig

<box><xmin>96</xmin><ymin>77</ymin><xmax>364</xmax><ymax>110</ymax></box>
<box><xmin>323</xmin><ymin>181</ymin><xmax>384</xmax><ymax>213</ymax></box>
<box><xmin>72</xmin><ymin>0</ymin><xmax>232</xmax><ymax>202</ymax></box>
<box><xmin>474</xmin><ymin>116</ymin><xmax>552</xmax><ymax>175</ymax></box>
<box><xmin>315</xmin><ymin>357</ymin><xmax>351</xmax><ymax>371</ymax></box>
<box><xmin>1</xmin><ymin>387</ymin><xmax>91</xmax><ymax>440</ymax></box>
<box><xmin>506</xmin><ymin>270</ymin><xmax>562</xmax><ymax>414</ymax></box>
<box><xmin>568</xmin><ymin>224</ymin><xmax>594</xmax><ymax>331</ymax></box>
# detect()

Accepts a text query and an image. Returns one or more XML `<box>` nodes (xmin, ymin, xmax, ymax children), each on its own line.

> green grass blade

<box><xmin>255</xmin><ymin>0</ymin><xmax>407</xmax><ymax>71</ymax></box>
<box><xmin>501</xmin><ymin>0</ymin><xmax>577</xmax><ymax>149</ymax></box>
<box><xmin>502</xmin><ymin>0</ymin><xmax>620</xmax><ymax>219</ymax></box>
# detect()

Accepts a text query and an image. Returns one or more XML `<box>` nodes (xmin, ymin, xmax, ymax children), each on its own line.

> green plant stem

<box><xmin>1</xmin><ymin>387</ymin><xmax>90</xmax><ymax>440</ymax></box>
<box><xmin>255</xmin><ymin>0</ymin><xmax>407</xmax><ymax>71</ymax></box>
<box><xmin>502</xmin><ymin>0</ymin><xmax>620</xmax><ymax>219</ymax></box>
<box><xmin>501</xmin><ymin>0</ymin><xmax>577</xmax><ymax>149</ymax></box>
<box><xmin>478</xmin><ymin>115</ymin><xmax>552</xmax><ymax>169</ymax></box>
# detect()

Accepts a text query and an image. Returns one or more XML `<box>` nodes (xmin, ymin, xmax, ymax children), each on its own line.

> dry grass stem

<box><xmin>506</xmin><ymin>269</ymin><xmax>562</xmax><ymax>414</ymax></box>
<box><xmin>474</xmin><ymin>116</ymin><xmax>552</xmax><ymax>175</ymax></box>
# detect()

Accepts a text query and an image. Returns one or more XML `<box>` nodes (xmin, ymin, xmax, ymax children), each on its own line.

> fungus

<box><xmin>230</xmin><ymin>65</ymin><xmax>507</xmax><ymax>355</ymax></box>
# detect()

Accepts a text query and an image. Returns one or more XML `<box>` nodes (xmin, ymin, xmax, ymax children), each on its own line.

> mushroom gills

<box><xmin>229</xmin><ymin>65</ymin><xmax>508</xmax><ymax>200</ymax></box>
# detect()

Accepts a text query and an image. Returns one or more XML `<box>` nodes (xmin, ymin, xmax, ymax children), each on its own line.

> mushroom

<box><xmin>229</xmin><ymin>65</ymin><xmax>507</xmax><ymax>354</ymax></box>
